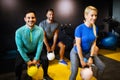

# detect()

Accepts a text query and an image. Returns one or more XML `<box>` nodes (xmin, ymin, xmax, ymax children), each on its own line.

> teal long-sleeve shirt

<box><xmin>15</xmin><ymin>24</ymin><xmax>44</xmax><ymax>62</ymax></box>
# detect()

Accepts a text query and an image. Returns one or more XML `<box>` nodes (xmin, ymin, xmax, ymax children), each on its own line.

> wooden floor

<box><xmin>0</xmin><ymin>48</ymin><xmax>120</xmax><ymax>80</ymax></box>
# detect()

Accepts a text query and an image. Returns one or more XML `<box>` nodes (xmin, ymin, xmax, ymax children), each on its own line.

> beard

<box><xmin>27</xmin><ymin>21</ymin><xmax>35</xmax><ymax>27</ymax></box>
<box><xmin>48</xmin><ymin>17</ymin><xmax>54</xmax><ymax>22</ymax></box>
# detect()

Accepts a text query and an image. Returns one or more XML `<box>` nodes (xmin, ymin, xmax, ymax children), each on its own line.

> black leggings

<box><xmin>15</xmin><ymin>50</ymin><xmax>49</xmax><ymax>80</ymax></box>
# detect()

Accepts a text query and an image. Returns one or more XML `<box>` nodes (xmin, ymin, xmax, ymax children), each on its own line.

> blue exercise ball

<box><xmin>101</xmin><ymin>33</ymin><xmax>117</xmax><ymax>47</ymax></box>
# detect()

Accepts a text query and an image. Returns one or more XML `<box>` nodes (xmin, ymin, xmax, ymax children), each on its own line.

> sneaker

<box><xmin>59</xmin><ymin>60</ymin><xmax>67</xmax><ymax>65</ymax></box>
<box><xmin>43</xmin><ymin>75</ymin><xmax>53</xmax><ymax>80</ymax></box>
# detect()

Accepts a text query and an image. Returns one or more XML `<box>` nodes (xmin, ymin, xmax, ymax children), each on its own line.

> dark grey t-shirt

<box><xmin>39</xmin><ymin>20</ymin><xmax>59</xmax><ymax>39</ymax></box>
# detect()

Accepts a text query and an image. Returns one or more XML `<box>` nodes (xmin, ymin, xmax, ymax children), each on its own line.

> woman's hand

<box><xmin>80</xmin><ymin>60</ymin><xmax>87</xmax><ymax>68</ymax></box>
<box><xmin>87</xmin><ymin>57</ymin><xmax>93</xmax><ymax>66</ymax></box>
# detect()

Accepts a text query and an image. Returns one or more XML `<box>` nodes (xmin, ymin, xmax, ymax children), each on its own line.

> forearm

<box><xmin>43</xmin><ymin>32</ymin><xmax>50</xmax><ymax>49</ymax></box>
<box><xmin>34</xmin><ymin>41</ymin><xmax>43</xmax><ymax>60</ymax></box>
<box><xmin>77</xmin><ymin>45</ymin><xmax>84</xmax><ymax>60</ymax></box>
<box><xmin>44</xmin><ymin>37</ymin><xmax>50</xmax><ymax>47</ymax></box>
<box><xmin>18</xmin><ymin>48</ymin><xmax>30</xmax><ymax>62</ymax></box>
<box><xmin>75</xmin><ymin>37</ymin><xmax>83</xmax><ymax>60</ymax></box>
<box><xmin>90</xmin><ymin>40</ymin><xmax>97</xmax><ymax>56</ymax></box>
<box><xmin>52</xmin><ymin>32</ymin><xmax>58</xmax><ymax>46</ymax></box>
<box><xmin>15</xmin><ymin>33</ymin><xmax>30</xmax><ymax>62</ymax></box>
<box><xmin>34</xmin><ymin>31</ymin><xmax>44</xmax><ymax>60</ymax></box>
<box><xmin>76</xmin><ymin>43</ymin><xmax>86</xmax><ymax>67</ymax></box>
<box><xmin>88</xmin><ymin>43</ymin><xmax>96</xmax><ymax>65</ymax></box>
<box><xmin>51</xmin><ymin>30</ymin><xmax>59</xmax><ymax>51</ymax></box>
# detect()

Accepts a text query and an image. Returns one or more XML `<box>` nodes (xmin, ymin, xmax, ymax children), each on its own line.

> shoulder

<box><xmin>39</xmin><ymin>20</ymin><xmax>46</xmax><ymax>25</ymax></box>
<box><xmin>53</xmin><ymin>20</ymin><xmax>59</xmax><ymax>23</ymax></box>
<box><xmin>75</xmin><ymin>23</ymin><xmax>84</xmax><ymax>31</ymax></box>
<box><xmin>16</xmin><ymin>25</ymin><xmax>25</xmax><ymax>33</ymax></box>
<box><xmin>53</xmin><ymin>20</ymin><xmax>59</xmax><ymax>25</ymax></box>
<box><xmin>51</xmin><ymin>20</ymin><xmax>59</xmax><ymax>29</ymax></box>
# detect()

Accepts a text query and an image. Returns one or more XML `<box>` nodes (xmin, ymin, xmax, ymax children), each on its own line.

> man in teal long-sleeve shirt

<box><xmin>15</xmin><ymin>10</ymin><xmax>53</xmax><ymax>80</ymax></box>
<box><xmin>15</xmin><ymin>24</ymin><xmax>43</xmax><ymax>62</ymax></box>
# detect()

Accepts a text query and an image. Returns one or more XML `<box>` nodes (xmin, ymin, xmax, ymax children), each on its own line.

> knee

<box><xmin>94</xmin><ymin>46</ymin><xmax>99</xmax><ymax>55</ymax></box>
<box><xmin>101</xmin><ymin>63</ymin><xmax>105</xmax><ymax>71</ymax></box>
<box><xmin>62</xmin><ymin>44</ymin><xmax>66</xmax><ymax>49</ymax></box>
<box><xmin>97</xmin><ymin>61</ymin><xmax>105</xmax><ymax>72</ymax></box>
<box><xmin>59</xmin><ymin>43</ymin><xmax>66</xmax><ymax>49</ymax></box>
<box><xmin>95</xmin><ymin>46</ymin><xmax>99</xmax><ymax>52</ymax></box>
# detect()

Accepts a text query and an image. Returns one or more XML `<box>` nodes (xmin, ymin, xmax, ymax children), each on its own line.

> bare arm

<box><xmin>87</xmin><ymin>39</ymin><xmax>97</xmax><ymax>66</ymax></box>
<box><xmin>75</xmin><ymin>37</ymin><xmax>87</xmax><ymax>67</ymax></box>
<box><xmin>43</xmin><ymin>31</ymin><xmax>51</xmax><ymax>52</ymax></box>
<box><xmin>90</xmin><ymin>39</ymin><xmax>97</xmax><ymax>56</ymax></box>
<box><xmin>51</xmin><ymin>29</ymin><xmax>59</xmax><ymax>51</ymax></box>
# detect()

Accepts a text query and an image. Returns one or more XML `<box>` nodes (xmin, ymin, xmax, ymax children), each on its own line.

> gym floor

<box><xmin>0</xmin><ymin>48</ymin><xmax>120</xmax><ymax>80</ymax></box>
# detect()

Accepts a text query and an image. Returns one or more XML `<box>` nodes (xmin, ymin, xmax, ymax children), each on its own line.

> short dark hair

<box><xmin>46</xmin><ymin>8</ymin><xmax>54</xmax><ymax>14</ymax></box>
<box><xmin>24</xmin><ymin>10</ymin><xmax>36</xmax><ymax>17</ymax></box>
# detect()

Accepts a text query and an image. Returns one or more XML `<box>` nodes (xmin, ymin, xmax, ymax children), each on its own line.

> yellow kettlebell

<box><xmin>27</xmin><ymin>64</ymin><xmax>40</xmax><ymax>77</ymax></box>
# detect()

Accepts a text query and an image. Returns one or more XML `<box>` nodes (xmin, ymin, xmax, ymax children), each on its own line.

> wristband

<box><xmin>89</xmin><ymin>56</ymin><xmax>94</xmax><ymax>59</ymax></box>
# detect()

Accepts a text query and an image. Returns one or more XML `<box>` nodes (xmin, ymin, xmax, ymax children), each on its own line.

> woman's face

<box><xmin>85</xmin><ymin>10</ymin><xmax>97</xmax><ymax>25</ymax></box>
